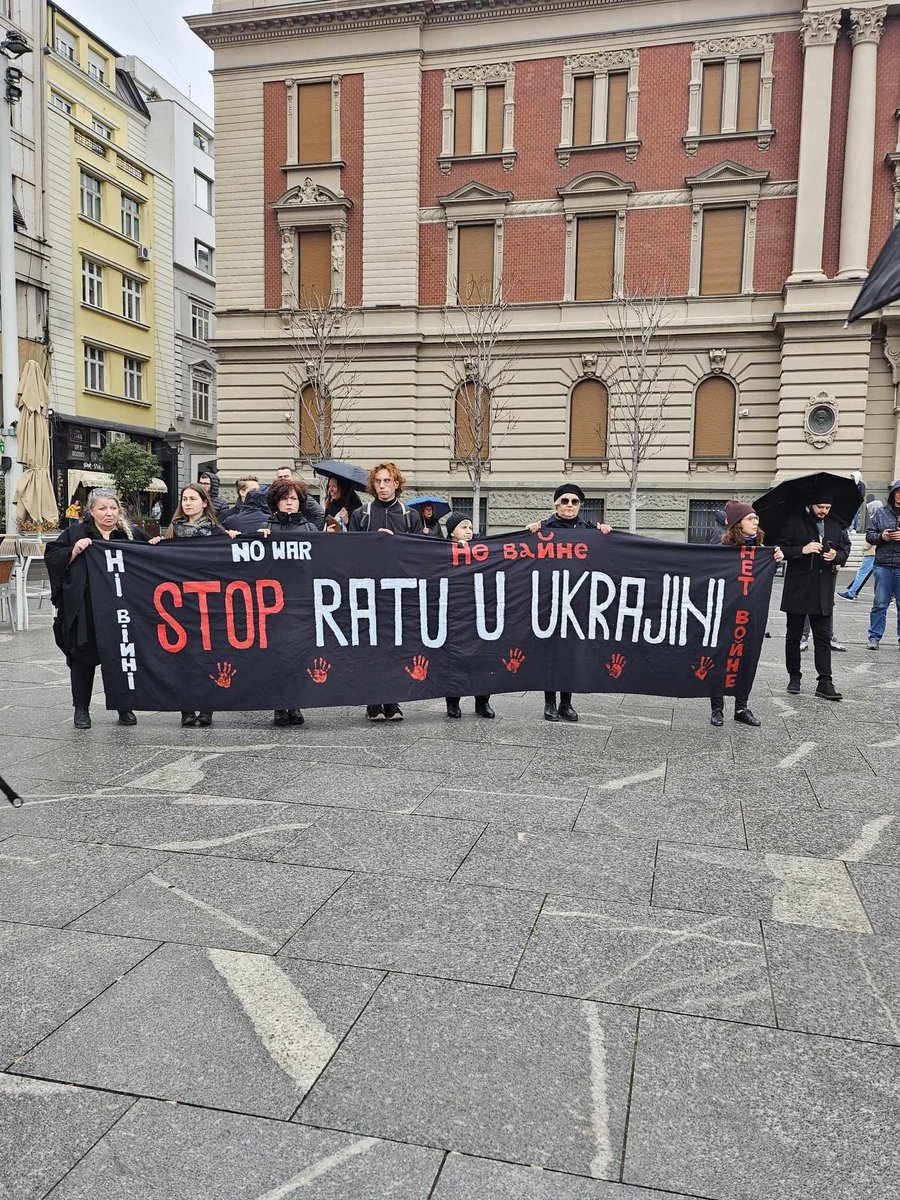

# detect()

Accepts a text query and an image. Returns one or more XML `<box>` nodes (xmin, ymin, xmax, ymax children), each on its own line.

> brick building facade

<box><xmin>188</xmin><ymin>0</ymin><xmax>900</xmax><ymax>537</ymax></box>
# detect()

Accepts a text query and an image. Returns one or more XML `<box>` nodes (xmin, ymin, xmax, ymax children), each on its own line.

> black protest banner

<box><xmin>85</xmin><ymin>529</ymin><xmax>776</xmax><ymax>712</ymax></box>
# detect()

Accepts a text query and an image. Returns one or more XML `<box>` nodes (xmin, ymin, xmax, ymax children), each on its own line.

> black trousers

<box><xmin>446</xmin><ymin>696</ymin><xmax>491</xmax><ymax>705</ymax></box>
<box><xmin>70</xmin><ymin>660</ymin><xmax>96</xmax><ymax>707</ymax></box>
<box><xmin>544</xmin><ymin>691</ymin><xmax>573</xmax><ymax>705</ymax></box>
<box><xmin>786</xmin><ymin>612</ymin><xmax>832</xmax><ymax>681</ymax></box>
<box><xmin>711</xmin><ymin>694</ymin><xmax>748</xmax><ymax>713</ymax></box>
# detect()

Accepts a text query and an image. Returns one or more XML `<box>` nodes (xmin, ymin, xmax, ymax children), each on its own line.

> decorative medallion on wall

<box><xmin>804</xmin><ymin>392</ymin><xmax>839</xmax><ymax>448</ymax></box>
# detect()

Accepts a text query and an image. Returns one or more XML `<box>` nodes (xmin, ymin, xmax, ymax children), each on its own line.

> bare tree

<box><xmin>442</xmin><ymin>283</ymin><xmax>518</xmax><ymax>533</ymax></box>
<box><xmin>282</xmin><ymin>288</ymin><xmax>362</xmax><ymax>472</ymax></box>
<box><xmin>601</xmin><ymin>285</ymin><xmax>674</xmax><ymax>532</ymax></box>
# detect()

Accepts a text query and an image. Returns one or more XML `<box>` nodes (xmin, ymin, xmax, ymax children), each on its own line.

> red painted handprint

<box><xmin>605</xmin><ymin>653</ymin><xmax>626</xmax><ymax>679</ymax></box>
<box><xmin>307</xmin><ymin>658</ymin><xmax>331</xmax><ymax>684</ymax></box>
<box><xmin>405</xmin><ymin>655</ymin><xmax>429</xmax><ymax>682</ymax></box>
<box><xmin>210</xmin><ymin>662</ymin><xmax>237</xmax><ymax>688</ymax></box>
<box><xmin>502</xmin><ymin>648</ymin><xmax>526</xmax><ymax>673</ymax></box>
<box><xmin>693</xmin><ymin>656</ymin><xmax>714</xmax><ymax>681</ymax></box>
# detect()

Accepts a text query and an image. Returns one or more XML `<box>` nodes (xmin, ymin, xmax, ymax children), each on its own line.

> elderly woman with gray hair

<box><xmin>45</xmin><ymin>489</ymin><xmax>149</xmax><ymax>729</ymax></box>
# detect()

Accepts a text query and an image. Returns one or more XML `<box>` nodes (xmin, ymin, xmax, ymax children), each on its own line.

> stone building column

<box><xmin>789</xmin><ymin>9</ymin><xmax>842</xmax><ymax>282</ymax></box>
<box><xmin>837</xmin><ymin>6</ymin><xmax>887</xmax><ymax>278</ymax></box>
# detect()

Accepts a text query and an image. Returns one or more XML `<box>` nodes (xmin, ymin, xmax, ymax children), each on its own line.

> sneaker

<box><xmin>838</xmin><ymin>590</ymin><xmax>856</xmax><ymax>601</ymax></box>
<box><xmin>799</xmin><ymin>636</ymin><xmax>809</xmax><ymax>652</ymax></box>
<box><xmin>366</xmin><ymin>704</ymin><xmax>385</xmax><ymax>721</ymax></box>
<box><xmin>867</xmin><ymin>639</ymin><xmax>880</xmax><ymax>650</ymax></box>
<box><xmin>383</xmin><ymin>703</ymin><xmax>404</xmax><ymax>721</ymax></box>
<box><xmin>829</xmin><ymin>638</ymin><xmax>847</xmax><ymax>652</ymax></box>
<box><xmin>815</xmin><ymin>681</ymin><xmax>843</xmax><ymax>702</ymax></box>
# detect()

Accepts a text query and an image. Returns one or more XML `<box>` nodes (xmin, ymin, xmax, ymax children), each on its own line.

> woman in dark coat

<box><xmin>45</xmin><ymin>489</ymin><xmax>148</xmax><ymax>730</ymax></box>
<box><xmin>323</xmin><ymin>476</ymin><xmax>361</xmax><ymax>531</ymax></box>
<box><xmin>526</xmin><ymin>483</ymin><xmax>612</xmax><ymax>722</ymax></box>
<box><xmin>420</xmin><ymin>503</ymin><xmax>446</xmax><ymax>539</ymax></box>
<box><xmin>443</xmin><ymin>512</ymin><xmax>493</xmax><ymax>719</ymax></box>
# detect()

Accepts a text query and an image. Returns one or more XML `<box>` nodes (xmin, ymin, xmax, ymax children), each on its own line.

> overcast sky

<box><xmin>80</xmin><ymin>0</ymin><xmax>215</xmax><ymax>114</ymax></box>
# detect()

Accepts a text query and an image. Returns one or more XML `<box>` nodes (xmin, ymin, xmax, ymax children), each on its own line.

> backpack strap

<box><xmin>361</xmin><ymin>502</ymin><xmax>372</xmax><ymax>531</ymax></box>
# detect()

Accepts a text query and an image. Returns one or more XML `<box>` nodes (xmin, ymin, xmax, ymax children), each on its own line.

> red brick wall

<box><xmin>623</xmin><ymin>206</ymin><xmax>692</xmax><ymax>295</ymax></box>
<box><xmin>503</xmin><ymin>216</ymin><xmax>566</xmax><ymax>303</ymax></box>
<box><xmin>419</xmin><ymin>223</ymin><xmax>445</xmax><ymax>306</ymax></box>
<box><xmin>754</xmin><ymin>198</ymin><xmax>796</xmax><ymax>292</ymax></box>
<box><xmin>869</xmin><ymin>14</ymin><xmax>900</xmax><ymax>263</ymax></box>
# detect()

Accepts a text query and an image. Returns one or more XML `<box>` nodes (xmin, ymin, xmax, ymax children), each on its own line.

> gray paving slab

<box><xmin>182</xmin><ymin>763</ymin><xmax>446</xmax><ymax>813</ymax></box>
<box><xmin>13</xmin><ymin>943</ymin><xmax>383</xmax><ymax>1119</ymax></box>
<box><xmin>519</xmin><ymin>751</ymin><xmax>669</xmax><ymax>793</ymax></box>
<box><xmin>400</xmin><ymin>738</ymin><xmax>536</xmax><ymax>783</ymax></box>
<box><xmin>576</xmin><ymin>791</ymin><xmax>745</xmax><ymax>848</ymax></box>
<box><xmin>514</xmin><ymin>897</ymin><xmax>773</xmax><ymax>1024</ymax></box>
<box><xmin>11</xmin><ymin>746</ymin><xmax>170</xmax><ymax>788</ymax></box>
<box><xmin>0</xmin><ymin>836</ymin><xmax>165</xmax><ymax>926</ymax></box>
<box><xmin>46</xmin><ymin>1098</ymin><xmax>442</xmax><ymax>1200</ymax></box>
<box><xmin>602</xmin><ymin>728</ymin><xmax>740</xmax><ymax>759</ymax></box>
<box><xmin>67</xmin><ymin>854</ymin><xmax>348</xmax><ymax>951</ymax></box>
<box><xmin>432</xmin><ymin>1154</ymin><xmax>688</xmax><ymax>1199</ymax></box>
<box><xmin>0</xmin><ymin>1074</ymin><xmax>134</xmax><ymax>1200</ymax></box>
<box><xmin>652</xmin><ymin>843</ymin><xmax>873</xmax><ymax>932</ymax></box>
<box><xmin>416</xmin><ymin>784</ymin><xmax>585</xmax><ymax>831</ymax></box>
<box><xmin>744</xmin><ymin>805</ymin><xmax>900</xmax><ymax>864</ymax></box>
<box><xmin>0</xmin><ymin>922</ymin><xmax>156</xmax><ymax>1066</ymax></box>
<box><xmin>0</xmin><ymin>733</ymin><xmax>68</xmax><ymax>770</ymax></box>
<box><xmin>299</xmin><ymin>973</ymin><xmax>638</xmax><ymax>1180</ymax></box>
<box><xmin>281</xmin><ymin>873</ymin><xmax>541</xmax><ymax>985</ymax></box>
<box><xmin>664</xmin><ymin>761</ymin><xmax>819</xmax><ymax>806</ymax></box>
<box><xmin>811</xmin><ymin>771</ymin><xmax>900</xmax><ymax>813</ymax></box>
<box><xmin>478</xmin><ymin>716</ymin><xmax>615</xmax><ymax>750</ymax></box>
<box><xmin>623</xmin><ymin>1010</ymin><xmax>900</xmax><ymax>1200</ymax></box>
<box><xmin>454</xmin><ymin>827</ymin><xmax>655</xmax><ymax>903</ymax></box>
<box><xmin>764</xmin><ymin>922</ymin><xmax>900</xmax><ymax>1045</ymax></box>
<box><xmin>274</xmin><ymin>809</ymin><xmax>483</xmax><ymax>881</ymax></box>
<box><xmin>847</xmin><ymin>863</ymin><xmax>900</xmax><ymax>935</ymax></box>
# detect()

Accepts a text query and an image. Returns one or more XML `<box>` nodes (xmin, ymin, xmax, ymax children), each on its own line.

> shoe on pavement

<box><xmin>117</xmin><ymin>710</ymin><xmax>137</xmax><ymax>726</ymax></box>
<box><xmin>557</xmin><ymin>701</ymin><xmax>579</xmax><ymax>722</ymax></box>
<box><xmin>73</xmin><ymin>706</ymin><xmax>91</xmax><ymax>729</ymax></box>
<box><xmin>799</xmin><ymin>636</ymin><xmax>809</xmax><ymax>652</ymax></box>
<box><xmin>838</xmin><ymin>590</ymin><xmax>856</xmax><ymax>601</ymax></box>
<box><xmin>196</xmin><ymin>712</ymin><xmax>213</xmax><ymax>727</ymax></box>
<box><xmin>288</xmin><ymin>709</ymin><xmax>305</xmax><ymax>725</ymax></box>
<box><xmin>366</xmin><ymin>704</ymin><xmax>385</xmax><ymax>721</ymax></box>
<box><xmin>273</xmin><ymin>709</ymin><xmax>290</xmax><ymax>726</ymax></box>
<box><xmin>734</xmin><ymin>708</ymin><xmax>761</xmax><ymax>727</ymax></box>
<box><xmin>543</xmin><ymin>700</ymin><xmax>559</xmax><ymax>722</ymax></box>
<box><xmin>830</xmin><ymin>638</ymin><xmax>847</xmax><ymax>652</ymax></box>
<box><xmin>383</xmin><ymin>703</ymin><xmax>404</xmax><ymax>721</ymax></box>
<box><xmin>181</xmin><ymin>711</ymin><xmax>198</xmax><ymax>727</ymax></box>
<box><xmin>710</xmin><ymin>709</ymin><xmax>724</xmax><ymax>727</ymax></box>
<box><xmin>787</xmin><ymin>674</ymin><xmax>801</xmax><ymax>695</ymax></box>
<box><xmin>474</xmin><ymin>698</ymin><xmax>495</xmax><ymax>719</ymax></box>
<box><xmin>867</xmin><ymin>639</ymin><xmax>880</xmax><ymax>650</ymax></box>
<box><xmin>445</xmin><ymin>699</ymin><xmax>462</xmax><ymax>719</ymax></box>
<box><xmin>815</xmin><ymin>681</ymin><xmax>843</xmax><ymax>702</ymax></box>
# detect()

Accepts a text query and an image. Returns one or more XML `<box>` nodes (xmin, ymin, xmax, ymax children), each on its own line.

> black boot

<box><xmin>557</xmin><ymin>699</ymin><xmax>578</xmax><ymax>723</ymax></box>
<box><xmin>445</xmin><ymin>697</ymin><xmax>462</xmax><ymax>719</ymax></box>
<box><xmin>787</xmin><ymin>674</ymin><xmax>801</xmax><ymax>695</ymax></box>
<box><xmin>815</xmin><ymin>680</ymin><xmax>843</xmax><ymax>702</ymax></box>
<box><xmin>73</xmin><ymin>706</ymin><xmax>91</xmax><ymax>730</ymax></box>
<box><xmin>734</xmin><ymin>707</ymin><xmax>761</xmax><ymax>727</ymax></box>
<box><xmin>543</xmin><ymin>692</ymin><xmax>559</xmax><ymax>722</ymax></box>
<box><xmin>117</xmin><ymin>710</ymin><xmax>137</xmax><ymax>726</ymax></box>
<box><xmin>273</xmin><ymin>709</ymin><xmax>289</xmax><ymax>726</ymax></box>
<box><xmin>710</xmin><ymin>700</ymin><xmax>725</xmax><ymax>728</ymax></box>
<box><xmin>181</xmin><ymin>711</ymin><xmax>198</xmax><ymax>727</ymax></box>
<box><xmin>474</xmin><ymin>696</ymin><xmax>494</xmax><ymax>719</ymax></box>
<box><xmin>288</xmin><ymin>709</ymin><xmax>304</xmax><ymax>725</ymax></box>
<box><xmin>196</xmin><ymin>711</ymin><xmax>213</xmax><ymax>726</ymax></box>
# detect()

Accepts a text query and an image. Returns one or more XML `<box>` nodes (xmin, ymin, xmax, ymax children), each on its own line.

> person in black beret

<box><xmin>526</xmin><ymin>484</ymin><xmax>613</xmax><ymax>722</ymax></box>
<box><xmin>443</xmin><ymin>512</ymin><xmax>494</xmax><ymax>719</ymax></box>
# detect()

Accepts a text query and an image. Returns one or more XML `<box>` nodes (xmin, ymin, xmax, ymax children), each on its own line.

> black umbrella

<box><xmin>847</xmin><ymin>223</ymin><xmax>900</xmax><ymax>323</ymax></box>
<box><xmin>312</xmin><ymin>459</ymin><xmax>369</xmax><ymax>491</ymax></box>
<box><xmin>753</xmin><ymin>472</ymin><xmax>862</xmax><ymax>543</ymax></box>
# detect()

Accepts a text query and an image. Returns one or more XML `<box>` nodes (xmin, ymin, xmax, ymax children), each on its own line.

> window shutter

<box><xmin>573</xmin><ymin>75</ymin><xmax>594</xmax><ymax>145</ymax></box>
<box><xmin>485</xmin><ymin>84</ymin><xmax>505</xmax><ymax>154</ymax></box>
<box><xmin>606</xmin><ymin>72</ymin><xmax>628</xmax><ymax>143</ymax></box>
<box><xmin>457</xmin><ymin>224</ymin><xmax>495</xmax><ymax>303</ymax></box>
<box><xmin>575</xmin><ymin>215</ymin><xmax>616</xmax><ymax>301</ymax></box>
<box><xmin>736</xmin><ymin>58</ymin><xmax>761</xmax><ymax>132</ymax></box>
<box><xmin>298</xmin><ymin>82</ymin><xmax>332</xmax><ymax>164</ymax></box>
<box><xmin>299</xmin><ymin>383</ymin><xmax>332</xmax><ymax>457</ymax></box>
<box><xmin>454</xmin><ymin>87</ymin><xmax>473</xmax><ymax>156</ymax></box>
<box><xmin>693</xmin><ymin>376</ymin><xmax>736</xmax><ymax>458</ymax></box>
<box><xmin>700</xmin><ymin>62</ymin><xmax>724</xmax><ymax>135</ymax></box>
<box><xmin>455</xmin><ymin>382</ymin><xmax>491</xmax><ymax>459</ymax></box>
<box><xmin>298</xmin><ymin>229</ymin><xmax>332</xmax><ymax>306</ymax></box>
<box><xmin>569</xmin><ymin>378</ymin><xmax>608</xmax><ymax>458</ymax></box>
<box><xmin>699</xmin><ymin>207</ymin><xmax>745</xmax><ymax>296</ymax></box>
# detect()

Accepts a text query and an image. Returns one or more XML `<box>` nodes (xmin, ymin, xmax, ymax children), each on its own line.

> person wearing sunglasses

<box><xmin>526</xmin><ymin>484</ymin><xmax>612</xmax><ymax>722</ymax></box>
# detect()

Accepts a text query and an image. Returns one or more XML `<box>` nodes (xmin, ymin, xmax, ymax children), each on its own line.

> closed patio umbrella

<box><xmin>13</xmin><ymin>360</ymin><xmax>58</xmax><ymax>526</ymax></box>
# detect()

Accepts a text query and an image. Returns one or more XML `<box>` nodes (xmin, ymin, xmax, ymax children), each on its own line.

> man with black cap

<box><xmin>779</xmin><ymin>494</ymin><xmax>850</xmax><ymax>701</ymax></box>
<box><xmin>527</xmin><ymin>484</ymin><xmax>612</xmax><ymax>722</ymax></box>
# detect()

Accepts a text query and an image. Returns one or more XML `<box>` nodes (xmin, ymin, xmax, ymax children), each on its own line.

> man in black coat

<box><xmin>780</xmin><ymin>499</ymin><xmax>850</xmax><ymax>701</ymax></box>
<box><xmin>222</xmin><ymin>479</ymin><xmax>271</xmax><ymax>533</ymax></box>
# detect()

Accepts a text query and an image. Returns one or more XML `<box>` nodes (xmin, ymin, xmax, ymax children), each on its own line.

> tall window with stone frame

<box><xmin>79</xmin><ymin>171</ymin><xmax>101</xmax><ymax>221</ymax></box>
<box><xmin>700</xmin><ymin>57</ymin><xmax>762</xmax><ymax>135</ymax></box>
<box><xmin>575</xmin><ymin>216</ymin><xmax>616</xmax><ymax>301</ymax></box>
<box><xmin>122</xmin><ymin>276</ymin><xmax>142</xmax><ymax>323</ymax></box>
<box><xmin>191</xmin><ymin>301</ymin><xmax>211</xmax><ymax>342</ymax></box>
<box><xmin>299</xmin><ymin>382</ymin><xmax>332</xmax><ymax>457</ymax></box>
<box><xmin>454</xmin><ymin>381</ymin><xmax>491</xmax><ymax>461</ymax></box>
<box><xmin>121</xmin><ymin>194</ymin><xmax>142</xmax><ymax>242</ymax></box>
<box><xmin>124</xmin><ymin>357</ymin><xmax>144</xmax><ymax>403</ymax></box>
<box><xmin>699</xmin><ymin>207</ymin><xmax>745</xmax><ymax>296</ymax></box>
<box><xmin>84</xmin><ymin>345</ymin><xmax>105</xmax><ymax>393</ymax></box>
<box><xmin>296</xmin><ymin>230</ymin><xmax>332</xmax><ymax>307</ymax></box>
<box><xmin>693</xmin><ymin>376</ymin><xmax>736</xmax><ymax>459</ymax></box>
<box><xmin>572</xmin><ymin>71</ymin><xmax>628</xmax><ymax>145</ymax></box>
<box><xmin>456</xmin><ymin>224</ymin><xmax>494</xmax><ymax>303</ymax></box>
<box><xmin>81</xmin><ymin>258</ymin><xmax>103</xmax><ymax>308</ymax></box>
<box><xmin>453</xmin><ymin>84</ymin><xmax>505</xmax><ymax>156</ymax></box>
<box><xmin>569</xmin><ymin>378</ymin><xmax>608</xmax><ymax>458</ymax></box>
<box><xmin>297</xmin><ymin>82</ymin><xmax>332</xmax><ymax>164</ymax></box>
<box><xmin>191</xmin><ymin>373</ymin><xmax>211</xmax><ymax>423</ymax></box>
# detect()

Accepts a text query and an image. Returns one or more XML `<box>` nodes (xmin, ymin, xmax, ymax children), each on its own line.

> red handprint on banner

<box><xmin>210</xmin><ymin>662</ymin><xmax>237</xmax><ymax>688</ymax></box>
<box><xmin>307</xmin><ymin>658</ymin><xmax>331</xmax><ymax>684</ymax></box>
<box><xmin>502</xmin><ymin>648</ymin><xmax>526</xmax><ymax>673</ymax></box>
<box><xmin>605</xmin><ymin>653</ymin><xmax>626</xmax><ymax>679</ymax></box>
<box><xmin>693</xmin><ymin>656</ymin><xmax>714</xmax><ymax>681</ymax></box>
<box><xmin>404</xmin><ymin>655</ymin><xmax>429</xmax><ymax>682</ymax></box>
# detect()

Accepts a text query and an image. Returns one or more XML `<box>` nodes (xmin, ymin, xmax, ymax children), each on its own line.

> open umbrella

<box><xmin>407</xmin><ymin>495</ymin><xmax>451</xmax><ymax>520</ymax></box>
<box><xmin>753</xmin><ymin>472</ymin><xmax>862</xmax><ymax>544</ymax></box>
<box><xmin>847</xmin><ymin>223</ymin><xmax>900</xmax><ymax>323</ymax></box>
<box><xmin>13</xmin><ymin>360</ymin><xmax>58</xmax><ymax>527</ymax></box>
<box><xmin>312</xmin><ymin>459</ymin><xmax>369</xmax><ymax>491</ymax></box>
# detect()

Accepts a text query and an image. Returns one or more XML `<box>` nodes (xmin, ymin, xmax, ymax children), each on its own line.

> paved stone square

<box><xmin>1</xmin><ymin>584</ymin><xmax>898</xmax><ymax>1198</ymax></box>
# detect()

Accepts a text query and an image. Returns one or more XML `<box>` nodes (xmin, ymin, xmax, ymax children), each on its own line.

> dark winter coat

<box><xmin>45</xmin><ymin>518</ymin><xmax>148</xmax><ymax>665</ymax></box>
<box><xmin>200</xmin><ymin>471</ymin><xmax>229</xmax><ymax>518</ymax></box>
<box><xmin>265</xmin><ymin>509</ymin><xmax>321</xmax><ymax>536</ymax></box>
<box><xmin>865</xmin><ymin>481</ymin><xmax>900</xmax><ymax>569</ymax></box>
<box><xmin>348</xmin><ymin>499</ymin><xmax>424</xmax><ymax>534</ymax></box>
<box><xmin>708</xmin><ymin>510</ymin><xmax>727</xmax><ymax>544</ymax></box>
<box><xmin>222</xmin><ymin>490</ymin><xmax>273</xmax><ymax>533</ymax></box>
<box><xmin>541</xmin><ymin>513</ymin><xmax>595</xmax><ymax>529</ymax></box>
<box><xmin>324</xmin><ymin>490</ymin><xmax>362</xmax><ymax>522</ymax></box>
<box><xmin>170</xmin><ymin>515</ymin><xmax>227</xmax><ymax>538</ymax></box>
<box><xmin>421</xmin><ymin>517</ymin><xmax>446</xmax><ymax>539</ymax></box>
<box><xmin>779</xmin><ymin>510</ymin><xmax>850</xmax><ymax>616</ymax></box>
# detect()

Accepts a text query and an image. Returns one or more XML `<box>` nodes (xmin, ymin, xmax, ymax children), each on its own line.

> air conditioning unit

<box><xmin>136</xmin><ymin>245</ymin><xmax>152</xmax><ymax>262</ymax></box>
<box><xmin>106</xmin><ymin>430</ymin><xmax>126</xmax><ymax>444</ymax></box>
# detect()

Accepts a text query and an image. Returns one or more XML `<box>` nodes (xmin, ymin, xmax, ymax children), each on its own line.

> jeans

<box><xmin>868</xmin><ymin>566</ymin><xmax>900</xmax><ymax>642</ymax></box>
<box><xmin>846</xmin><ymin>556</ymin><xmax>874</xmax><ymax>597</ymax></box>
<box><xmin>786</xmin><ymin>612</ymin><xmax>832</xmax><ymax>681</ymax></box>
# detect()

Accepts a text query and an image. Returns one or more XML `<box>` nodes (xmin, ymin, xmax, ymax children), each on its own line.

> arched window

<box><xmin>454</xmin><ymin>381</ymin><xmax>491</xmax><ymax>460</ymax></box>
<box><xmin>299</xmin><ymin>382</ymin><xmax>332</xmax><ymax>458</ymax></box>
<box><xmin>569</xmin><ymin>377</ymin><xmax>608</xmax><ymax>458</ymax></box>
<box><xmin>693</xmin><ymin>375</ymin><xmax>736</xmax><ymax>459</ymax></box>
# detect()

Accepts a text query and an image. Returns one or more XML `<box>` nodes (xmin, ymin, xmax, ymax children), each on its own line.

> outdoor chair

<box><xmin>0</xmin><ymin>557</ymin><xmax>16</xmax><ymax>634</ymax></box>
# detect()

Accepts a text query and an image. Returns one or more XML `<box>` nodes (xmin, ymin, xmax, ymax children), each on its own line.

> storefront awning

<box><xmin>68</xmin><ymin>469</ymin><xmax>115</xmax><ymax>491</ymax></box>
<box><xmin>146</xmin><ymin>478</ymin><xmax>167</xmax><ymax>493</ymax></box>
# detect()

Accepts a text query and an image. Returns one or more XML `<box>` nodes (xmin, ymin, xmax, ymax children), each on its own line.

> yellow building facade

<box><xmin>45</xmin><ymin>4</ymin><xmax>175</xmax><ymax>508</ymax></box>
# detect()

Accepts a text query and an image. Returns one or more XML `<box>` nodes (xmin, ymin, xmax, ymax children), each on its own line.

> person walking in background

<box><xmin>865</xmin><ymin>480</ymin><xmax>900</xmax><ymax>651</ymax></box>
<box><xmin>839</xmin><ymin>498</ymin><xmax>881</xmax><ymax>601</ymax></box>
<box><xmin>709</xmin><ymin>501</ymin><xmax>783</xmax><ymax>728</ymax></box>
<box><xmin>443</xmin><ymin>512</ymin><xmax>494</xmax><ymax>719</ymax></box>
<box><xmin>199</xmin><ymin>470</ymin><xmax>229</xmax><ymax>519</ymax></box>
<box><xmin>45</xmin><ymin>490</ymin><xmax>148</xmax><ymax>730</ymax></box>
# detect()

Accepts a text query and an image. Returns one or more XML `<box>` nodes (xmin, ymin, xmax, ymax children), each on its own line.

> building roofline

<box><xmin>49</xmin><ymin>2</ymin><xmax>120</xmax><ymax>58</ymax></box>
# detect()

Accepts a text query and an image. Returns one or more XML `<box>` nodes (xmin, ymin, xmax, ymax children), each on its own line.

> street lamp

<box><xmin>163</xmin><ymin>423</ymin><xmax>182</xmax><ymax>501</ymax></box>
<box><xmin>0</xmin><ymin>28</ymin><xmax>31</xmax><ymax>533</ymax></box>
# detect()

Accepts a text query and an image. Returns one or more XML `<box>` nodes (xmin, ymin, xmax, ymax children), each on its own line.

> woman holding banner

<box><xmin>45</xmin><ymin>489</ymin><xmax>148</xmax><ymax>730</ymax></box>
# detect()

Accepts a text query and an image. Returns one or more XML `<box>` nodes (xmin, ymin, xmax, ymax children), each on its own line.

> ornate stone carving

<box><xmin>629</xmin><ymin>189</ymin><xmax>691</xmax><ymax>208</ymax></box>
<box><xmin>280</xmin><ymin>229</ymin><xmax>294</xmax><ymax>286</ymax></box>
<box><xmin>804</xmin><ymin>391</ymin><xmax>840</xmax><ymax>448</ymax></box>
<box><xmin>331</xmin><ymin>226</ymin><xmax>345</xmax><ymax>274</ymax></box>
<box><xmin>445</xmin><ymin>62</ymin><xmax>513</xmax><ymax>84</ymax></box>
<box><xmin>888</xmin><ymin>152</ymin><xmax>900</xmax><ymax>224</ymax></box>
<box><xmin>580</xmin><ymin>353</ymin><xmax>598</xmax><ymax>376</ymax></box>
<box><xmin>800</xmin><ymin>10</ymin><xmax>842</xmax><ymax>49</ymax></box>
<box><xmin>708</xmin><ymin>349</ymin><xmax>727</xmax><ymax>374</ymax></box>
<box><xmin>850</xmin><ymin>6</ymin><xmax>887</xmax><ymax>46</ymax></box>
<box><xmin>882</xmin><ymin>335</ymin><xmax>900</xmax><ymax>415</ymax></box>
<box><xmin>564</xmin><ymin>49</ymin><xmax>638</xmax><ymax>71</ymax></box>
<box><xmin>693</xmin><ymin>34</ymin><xmax>773</xmax><ymax>57</ymax></box>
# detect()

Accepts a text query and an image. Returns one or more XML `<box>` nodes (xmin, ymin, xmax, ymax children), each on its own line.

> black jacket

<box><xmin>265</xmin><ymin>509</ymin><xmax>321</xmax><ymax>536</ymax></box>
<box><xmin>541</xmin><ymin>513</ymin><xmax>595</xmax><ymax>529</ymax></box>
<box><xmin>779</xmin><ymin>511</ymin><xmax>850</xmax><ymax>616</ymax></box>
<box><xmin>222</xmin><ymin>490</ymin><xmax>272</xmax><ymax>533</ymax></box>
<box><xmin>200</xmin><ymin>471</ymin><xmax>229</xmax><ymax>518</ymax></box>
<box><xmin>866</xmin><ymin>481</ymin><xmax>900</xmax><ymax>569</ymax></box>
<box><xmin>46</xmin><ymin>519</ymin><xmax>148</xmax><ymax>664</ymax></box>
<box><xmin>348</xmin><ymin>499</ymin><xmax>423</xmax><ymax>534</ymax></box>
